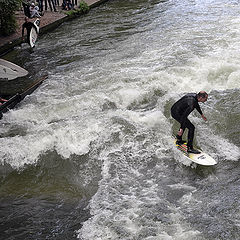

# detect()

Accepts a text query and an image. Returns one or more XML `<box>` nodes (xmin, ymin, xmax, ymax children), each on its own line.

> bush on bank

<box><xmin>0</xmin><ymin>0</ymin><xmax>21</xmax><ymax>36</ymax></box>
<box><xmin>66</xmin><ymin>0</ymin><xmax>90</xmax><ymax>17</ymax></box>
<box><xmin>79</xmin><ymin>0</ymin><xmax>90</xmax><ymax>13</ymax></box>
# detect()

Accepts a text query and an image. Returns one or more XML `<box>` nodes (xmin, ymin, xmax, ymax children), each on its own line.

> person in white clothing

<box><xmin>30</xmin><ymin>3</ymin><xmax>41</xmax><ymax>18</ymax></box>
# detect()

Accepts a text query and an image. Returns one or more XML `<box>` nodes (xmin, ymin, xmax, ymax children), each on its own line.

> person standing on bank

<box><xmin>22</xmin><ymin>17</ymin><xmax>35</xmax><ymax>45</ymax></box>
<box><xmin>36</xmin><ymin>0</ymin><xmax>44</xmax><ymax>13</ymax></box>
<box><xmin>44</xmin><ymin>0</ymin><xmax>57</xmax><ymax>12</ymax></box>
<box><xmin>171</xmin><ymin>91</ymin><xmax>208</xmax><ymax>154</ymax></box>
<box><xmin>29</xmin><ymin>3</ymin><xmax>41</xmax><ymax>18</ymax></box>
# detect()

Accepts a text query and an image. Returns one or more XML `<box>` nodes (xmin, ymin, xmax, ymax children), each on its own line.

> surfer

<box><xmin>22</xmin><ymin>17</ymin><xmax>35</xmax><ymax>45</ymax></box>
<box><xmin>171</xmin><ymin>91</ymin><xmax>208</xmax><ymax>154</ymax></box>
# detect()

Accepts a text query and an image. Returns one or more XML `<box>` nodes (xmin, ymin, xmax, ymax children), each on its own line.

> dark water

<box><xmin>1</xmin><ymin>0</ymin><xmax>240</xmax><ymax>239</ymax></box>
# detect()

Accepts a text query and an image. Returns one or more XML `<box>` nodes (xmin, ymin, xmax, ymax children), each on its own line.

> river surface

<box><xmin>1</xmin><ymin>0</ymin><xmax>240</xmax><ymax>239</ymax></box>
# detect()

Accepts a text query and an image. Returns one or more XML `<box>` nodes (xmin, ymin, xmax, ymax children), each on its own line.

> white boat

<box><xmin>0</xmin><ymin>58</ymin><xmax>29</xmax><ymax>80</ymax></box>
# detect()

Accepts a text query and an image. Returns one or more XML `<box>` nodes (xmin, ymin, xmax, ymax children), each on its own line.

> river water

<box><xmin>1</xmin><ymin>0</ymin><xmax>240</xmax><ymax>239</ymax></box>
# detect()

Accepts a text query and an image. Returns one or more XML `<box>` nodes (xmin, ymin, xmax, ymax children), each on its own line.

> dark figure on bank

<box><xmin>36</xmin><ymin>0</ymin><xmax>44</xmax><ymax>13</ymax></box>
<box><xmin>22</xmin><ymin>1</ymin><xmax>31</xmax><ymax>18</ymax></box>
<box><xmin>72</xmin><ymin>0</ymin><xmax>78</xmax><ymax>7</ymax></box>
<box><xmin>44</xmin><ymin>0</ymin><xmax>57</xmax><ymax>11</ymax></box>
<box><xmin>22</xmin><ymin>17</ymin><xmax>35</xmax><ymax>45</ymax></box>
<box><xmin>171</xmin><ymin>91</ymin><xmax>208</xmax><ymax>154</ymax></box>
<box><xmin>54</xmin><ymin>0</ymin><xmax>60</xmax><ymax>6</ymax></box>
<box><xmin>62</xmin><ymin>0</ymin><xmax>72</xmax><ymax>10</ymax></box>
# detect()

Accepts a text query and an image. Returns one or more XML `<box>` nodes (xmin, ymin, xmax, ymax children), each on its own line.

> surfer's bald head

<box><xmin>197</xmin><ymin>91</ymin><xmax>208</xmax><ymax>102</ymax></box>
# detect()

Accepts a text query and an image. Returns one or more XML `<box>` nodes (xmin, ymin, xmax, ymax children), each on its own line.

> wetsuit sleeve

<box><xmin>195</xmin><ymin>102</ymin><xmax>203</xmax><ymax>115</ymax></box>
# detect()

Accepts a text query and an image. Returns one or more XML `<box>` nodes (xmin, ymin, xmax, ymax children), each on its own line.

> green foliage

<box><xmin>0</xmin><ymin>0</ymin><xmax>21</xmax><ymax>36</ymax></box>
<box><xmin>0</xmin><ymin>14</ymin><xmax>17</xmax><ymax>36</ymax></box>
<box><xmin>78</xmin><ymin>0</ymin><xmax>89</xmax><ymax>13</ymax></box>
<box><xmin>65</xmin><ymin>9</ymin><xmax>76</xmax><ymax>16</ymax></box>
<box><xmin>65</xmin><ymin>1</ymin><xmax>89</xmax><ymax>17</ymax></box>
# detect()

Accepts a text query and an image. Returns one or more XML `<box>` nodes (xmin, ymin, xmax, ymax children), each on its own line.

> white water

<box><xmin>1</xmin><ymin>0</ymin><xmax>240</xmax><ymax>239</ymax></box>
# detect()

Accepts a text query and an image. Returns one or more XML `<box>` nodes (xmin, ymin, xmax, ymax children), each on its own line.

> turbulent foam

<box><xmin>0</xmin><ymin>91</ymin><xmax>104</xmax><ymax>168</ymax></box>
<box><xmin>78</xmin><ymin>154</ymin><xmax>201</xmax><ymax>240</ymax></box>
<box><xmin>1</xmin><ymin>0</ymin><xmax>240</xmax><ymax>239</ymax></box>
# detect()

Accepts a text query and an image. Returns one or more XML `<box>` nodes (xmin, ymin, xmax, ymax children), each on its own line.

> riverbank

<box><xmin>0</xmin><ymin>0</ymin><xmax>110</xmax><ymax>56</ymax></box>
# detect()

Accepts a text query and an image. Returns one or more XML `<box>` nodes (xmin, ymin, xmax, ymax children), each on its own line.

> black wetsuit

<box><xmin>171</xmin><ymin>93</ymin><xmax>203</xmax><ymax>148</ymax></box>
<box><xmin>22</xmin><ymin>22</ymin><xmax>35</xmax><ymax>45</ymax></box>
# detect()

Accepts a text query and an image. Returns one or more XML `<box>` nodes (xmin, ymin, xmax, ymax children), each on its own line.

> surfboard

<box><xmin>0</xmin><ymin>59</ymin><xmax>28</xmax><ymax>80</ymax></box>
<box><xmin>174</xmin><ymin>139</ymin><xmax>217</xmax><ymax>166</ymax></box>
<box><xmin>29</xmin><ymin>18</ymin><xmax>40</xmax><ymax>48</ymax></box>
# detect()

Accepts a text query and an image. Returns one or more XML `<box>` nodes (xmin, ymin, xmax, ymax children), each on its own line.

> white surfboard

<box><xmin>29</xmin><ymin>19</ymin><xmax>40</xmax><ymax>48</ymax></box>
<box><xmin>174</xmin><ymin>139</ymin><xmax>217</xmax><ymax>166</ymax></box>
<box><xmin>0</xmin><ymin>59</ymin><xmax>28</xmax><ymax>80</ymax></box>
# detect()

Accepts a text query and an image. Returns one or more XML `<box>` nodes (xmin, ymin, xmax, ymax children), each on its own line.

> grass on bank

<box><xmin>65</xmin><ymin>1</ymin><xmax>90</xmax><ymax>17</ymax></box>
